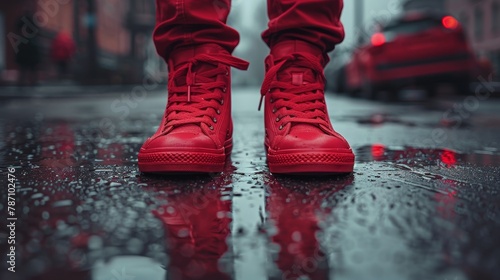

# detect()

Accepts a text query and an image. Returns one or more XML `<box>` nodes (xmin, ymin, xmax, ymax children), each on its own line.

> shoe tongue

<box><xmin>173</xmin><ymin>62</ymin><xmax>217</xmax><ymax>86</ymax></box>
<box><xmin>169</xmin><ymin>44</ymin><xmax>225</xmax><ymax>86</ymax></box>
<box><xmin>277</xmin><ymin>65</ymin><xmax>317</xmax><ymax>84</ymax></box>
<box><xmin>277</xmin><ymin>64</ymin><xmax>324</xmax><ymax>134</ymax></box>
<box><xmin>270</xmin><ymin>41</ymin><xmax>324</xmax><ymax>85</ymax></box>
<box><xmin>269</xmin><ymin>41</ymin><xmax>328</xmax><ymax>134</ymax></box>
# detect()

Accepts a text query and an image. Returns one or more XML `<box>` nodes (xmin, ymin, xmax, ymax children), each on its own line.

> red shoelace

<box><xmin>165</xmin><ymin>53</ymin><xmax>249</xmax><ymax>130</ymax></box>
<box><xmin>260</xmin><ymin>53</ymin><xmax>329</xmax><ymax>129</ymax></box>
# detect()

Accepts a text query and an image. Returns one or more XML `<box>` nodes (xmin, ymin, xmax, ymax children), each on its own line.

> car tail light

<box><xmin>371</xmin><ymin>33</ymin><xmax>386</xmax><ymax>47</ymax></box>
<box><xmin>442</xmin><ymin>16</ymin><xmax>459</xmax><ymax>29</ymax></box>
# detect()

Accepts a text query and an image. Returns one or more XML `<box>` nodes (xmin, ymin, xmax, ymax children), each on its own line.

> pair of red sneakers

<box><xmin>138</xmin><ymin>41</ymin><xmax>355</xmax><ymax>174</ymax></box>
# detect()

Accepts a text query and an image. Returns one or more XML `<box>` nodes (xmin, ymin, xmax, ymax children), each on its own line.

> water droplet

<box><xmin>291</xmin><ymin>231</ymin><xmax>302</xmax><ymax>242</ymax></box>
<box><xmin>177</xmin><ymin>228</ymin><xmax>190</xmax><ymax>238</ymax></box>
<box><xmin>126</xmin><ymin>238</ymin><xmax>144</xmax><ymax>254</ymax></box>
<box><xmin>88</xmin><ymin>236</ymin><xmax>103</xmax><ymax>250</ymax></box>
<box><xmin>52</xmin><ymin>200</ymin><xmax>73</xmax><ymax>207</ymax></box>
<box><xmin>31</xmin><ymin>193</ymin><xmax>43</xmax><ymax>199</ymax></box>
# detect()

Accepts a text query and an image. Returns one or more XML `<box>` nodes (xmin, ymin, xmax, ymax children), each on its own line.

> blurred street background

<box><xmin>0</xmin><ymin>0</ymin><xmax>498</xmax><ymax>90</ymax></box>
<box><xmin>1</xmin><ymin>1</ymin><xmax>500</xmax><ymax>280</ymax></box>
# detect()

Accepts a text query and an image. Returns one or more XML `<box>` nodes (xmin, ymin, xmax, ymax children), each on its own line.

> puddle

<box><xmin>92</xmin><ymin>256</ymin><xmax>165</xmax><ymax>280</ymax></box>
<box><xmin>339</xmin><ymin>113</ymin><xmax>474</xmax><ymax>128</ymax></box>
<box><xmin>339</xmin><ymin>113</ymin><xmax>418</xmax><ymax>127</ymax></box>
<box><xmin>356</xmin><ymin>144</ymin><xmax>500</xmax><ymax>167</ymax></box>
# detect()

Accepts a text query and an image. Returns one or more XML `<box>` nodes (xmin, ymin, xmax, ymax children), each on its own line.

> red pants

<box><xmin>154</xmin><ymin>0</ymin><xmax>345</xmax><ymax>60</ymax></box>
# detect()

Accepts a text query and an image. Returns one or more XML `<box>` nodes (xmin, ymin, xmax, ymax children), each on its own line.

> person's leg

<box><xmin>139</xmin><ymin>0</ymin><xmax>249</xmax><ymax>173</ymax></box>
<box><xmin>262</xmin><ymin>0</ymin><xmax>345</xmax><ymax>63</ymax></box>
<box><xmin>260</xmin><ymin>0</ymin><xmax>355</xmax><ymax>174</ymax></box>
<box><xmin>153</xmin><ymin>0</ymin><xmax>240</xmax><ymax>61</ymax></box>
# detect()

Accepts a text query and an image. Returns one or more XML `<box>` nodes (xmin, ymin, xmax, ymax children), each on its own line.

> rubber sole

<box><xmin>266</xmin><ymin>147</ymin><xmax>355</xmax><ymax>174</ymax></box>
<box><xmin>138</xmin><ymin>141</ymin><xmax>232</xmax><ymax>173</ymax></box>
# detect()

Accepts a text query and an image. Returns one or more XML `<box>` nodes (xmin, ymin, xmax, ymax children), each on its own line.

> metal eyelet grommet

<box><xmin>209</xmin><ymin>125</ymin><xmax>214</xmax><ymax>130</ymax></box>
<box><xmin>270</xmin><ymin>98</ymin><xmax>274</xmax><ymax>103</ymax></box>
<box><xmin>272</xmin><ymin>108</ymin><xmax>277</xmax><ymax>113</ymax></box>
<box><xmin>216</xmin><ymin>109</ymin><xmax>221</xmax><ymax>115</ymax></box>
<box><xmin>275</xmin><ymin>117</ymin><xmax>280</xmax><ymax>122</ymax></box>
<box><xmin>279</xmin><ymin>125</ymin><xmax>284</xmax><ymax>130</ymax></box>
<box><xmin>213</xmin><ymin>117</ymin><xmax>217</xmax><ymax>123</ymax></box>
<box><xmin>220</xmin><ymin>99</ymin><xmax>224</xmax><ymax>105</ymax></box>
<box><xmin>225</xmin><ymin>71</ymin><xmax>229</xmax><ymax>76</ymax></box>
<box><xmin>223</xmin><ymin>87</ymin><xmax>227</xmax><ymax>93</ymax></box>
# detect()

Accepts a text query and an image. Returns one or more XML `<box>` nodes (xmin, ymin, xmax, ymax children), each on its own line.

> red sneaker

<box><xmin>138</xmin><ymin>44</ymin><xmax>249</xmax><ymax>173</ymax></box>
<box><xmin>260</xmin><ymin>41</ymin><xmax>355</xmax><ymax>174</ymax></box>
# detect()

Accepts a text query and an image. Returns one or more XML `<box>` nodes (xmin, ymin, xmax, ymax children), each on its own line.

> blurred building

<box><xmin>0</xmin><ymin>0</ymin><xmax>157</xmax><ymax>85</ymax></box>
<box><xmin>0</xmin><ymin>0</ymin><xmax>37</xmax><ymax>83</ymax></box>
<box><xmin>446</xmin><ymin>0</ymin><xmax>500</xmax><ymax>81</ymax></box>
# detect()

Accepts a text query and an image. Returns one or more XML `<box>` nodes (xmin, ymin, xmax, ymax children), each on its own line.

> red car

<box><xmin>346</xmin><ymin>12</ymin><xmax>478</xmax><ymax>100</ymax></box>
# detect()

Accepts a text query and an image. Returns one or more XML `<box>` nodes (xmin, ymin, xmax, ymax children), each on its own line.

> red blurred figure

<box><xmin>50</xmin><ymin>32</ymin><xmax>76</xmax><ymax>79</ymax></box>
<box><xmin>138</xmin><ymin>0</ymin><xmax>355</xmax><ymax>174</ymax></box>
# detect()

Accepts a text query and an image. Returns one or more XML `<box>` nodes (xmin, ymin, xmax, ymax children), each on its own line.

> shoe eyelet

<box><xmin>272</xmin><ymin>108</ymin><xmax>276</xmax><ymax>113</ymax></box>
<box><xmin>275</xmin><ymin>117</ymin><xmax>280</xmax><ymax>122</ymax></box>
<box><xmin>220</xmin><ymin>99</ymin><xmax>224</xmax><ymax>105</ymax></box>
<box><xmin>222</xmin><ymin>87</ymin><xmax>227</xmax><ymax>93</ymax></box>
<box><xmin>213</xmin><ymin>117</ymin><xmax>217</xmax><ymax>123</ymax></box>
<box><xmin>270</xmin><ymin>98</ymin><xmax>274</xmax><ymax>103</ymax></box>
<box><xmin>225</xmin><ymin>71</ymin><xmax>229</xmax><ymax>76</ymax></box>
<box><xmin>209</xmin><ymin>125</ymin><xmax>214</xmax><ymax>130</ymax></box>
<box><xmin>279</xmin><ymin>125</ymin><xmax>284</xmax><ymax>130</ymax></box>
<box><xmin>216</xmin><ymin>109</ymin><xmax>221</xmax><ymax>115</ymax></box>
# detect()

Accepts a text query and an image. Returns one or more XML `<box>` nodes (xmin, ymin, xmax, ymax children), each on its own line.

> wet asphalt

<box><xmin>0</xmin><ymin>87</ymin><xmax>499</xmax><ymax>280</ymax></box>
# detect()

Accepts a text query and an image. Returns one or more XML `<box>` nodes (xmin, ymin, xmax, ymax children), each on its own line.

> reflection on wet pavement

<box><xmin>264</xmin><ymin>175</ymin><xmax>353</xmax><ymax>280</ymax></box>
<box><xmin>151</xmin><ymin>169</ymin><xmax>234</xmax><ymax>280</ymax></box>
<box><xmin>0</xmin><ymin>89</ymin><xmax>499</xmax><ymax>280</ymax></box>
<box><xmin>357</xmin><ymin>144</ymin><xmax>500</xmax><ymax>167</ymax></box>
